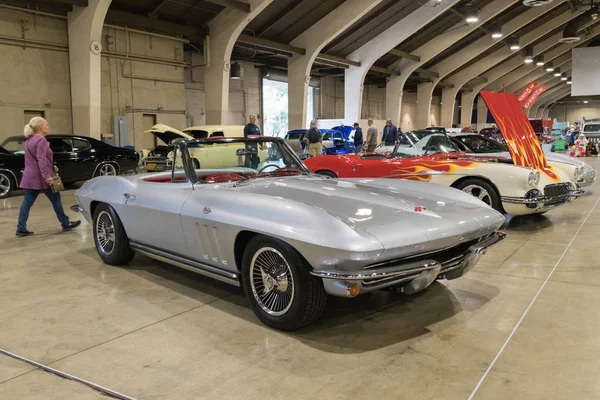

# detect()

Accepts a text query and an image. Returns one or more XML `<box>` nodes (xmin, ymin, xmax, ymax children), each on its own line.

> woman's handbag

<box><xmin>49</xmin><ymin>166</ymin><xmax>65</xmax><ymax>193</ymax></box>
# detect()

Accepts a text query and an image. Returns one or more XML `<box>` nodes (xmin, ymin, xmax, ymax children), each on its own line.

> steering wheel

<box><xmin>257</xmin><ymin>164</ymin><xmax>283</xmax><ymax>174</ymax></box>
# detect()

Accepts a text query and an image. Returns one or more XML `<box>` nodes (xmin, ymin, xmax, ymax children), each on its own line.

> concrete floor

<box><xmin>1</xmin><ymin>160</ymin><xmax>600</xmax><ymax>400</ymax></box>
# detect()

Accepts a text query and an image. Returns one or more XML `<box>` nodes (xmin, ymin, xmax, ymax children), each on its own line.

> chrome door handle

<box><xmin>352</xmin><ymin>163</ymin><xmax>363</xmax><ymax>168</ymax></box>
<box><xmin>123</xmin><ymin>193</ymin><xmax>136</xmax><ymax>200</ymax></box>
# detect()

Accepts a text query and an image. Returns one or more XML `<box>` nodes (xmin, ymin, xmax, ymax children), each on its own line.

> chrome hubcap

<box><xmin>0</xmin><ymin>174</ymin><xmax>10</xmax><ymax>197</ymax></box>
<box><xmin>100</xmin><ymin>164</ymin><xmax>116</xmax><ymax>176</ymax></box>
<box><xmin>462</xmin><ymin>184</ymin><xmax>492</xmax><ymax>206</ymax></box>
<box><xmin>250</xmin><ymin>247</ymin><xmax>294</xmax><ymax>316</ymax></box>
<box><xmin>96</xmin><ymin>211</ymin><xmax>116</xmax><ymax>255</ymax></box>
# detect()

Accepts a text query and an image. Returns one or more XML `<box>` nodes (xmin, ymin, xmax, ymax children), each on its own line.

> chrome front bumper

<box><xmin>501</xmin><ymin>187</ymin><xmax>585</xmax><ymax>205</ymax></box>
<box><xmin>312</xmin><ymin>231</ymin><xmax>506</xmax><ymax>297</ymax></box>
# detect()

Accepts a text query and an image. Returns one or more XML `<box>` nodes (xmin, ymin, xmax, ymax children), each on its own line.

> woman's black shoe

<box><xmin>15</xmin><ymin>230</ymin><xmax>34</xmax><ymax>237</ymax></box>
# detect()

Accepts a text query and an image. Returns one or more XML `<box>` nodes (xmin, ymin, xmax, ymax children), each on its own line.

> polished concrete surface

<box><xmin>1</xmin><ymin>160</ymin><xmax>599</xmax><ymax>399</ymax></box>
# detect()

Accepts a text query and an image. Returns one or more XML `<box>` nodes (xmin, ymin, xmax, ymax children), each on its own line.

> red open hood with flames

<box><xmin>480</xmin><ymin>91</ymin><xmax>558</xmax><ymax>181</ymax></box>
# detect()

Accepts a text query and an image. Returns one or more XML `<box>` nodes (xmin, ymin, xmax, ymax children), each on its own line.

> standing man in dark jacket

<box><xmin>381</xmin><ymin>119</ymin><xmax>399</xmax><ymax>146</ymax></box>
<box><xmin>353</xmin><ymin>122</ymin><xmax>363</xmax><ymax>152</ymax></box>
<box><xmin>243</xmin><ymin>115</ymin><xmax>261</xmax><ymax>168</ymax></box>
<box><xmin>305</xmin><ymin>120</ymin><xmax>323</xmax><ymax>157</ymax></box>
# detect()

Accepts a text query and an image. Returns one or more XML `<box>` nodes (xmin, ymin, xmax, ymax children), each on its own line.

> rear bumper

<box><xmin>312</xmin><ymin>231</ymin><xmax>506</xmax><ymax>297</ymax></box>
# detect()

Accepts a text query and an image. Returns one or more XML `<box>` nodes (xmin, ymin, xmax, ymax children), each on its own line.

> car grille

<box><xmin>360</xmin><ymin>236</ymin><xmax>485</xmax><ymax>287</ymax></box>
<box><xmin>544</xmin><ymin>183</ymin><xmax>571</xmax><ymax>197</ymax></box>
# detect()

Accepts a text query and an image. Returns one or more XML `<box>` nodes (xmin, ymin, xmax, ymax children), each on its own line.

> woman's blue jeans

<box><xmin>17</xmin><ymin>189</ymin><xmax>70</xmax><ymax>232</ymax></box>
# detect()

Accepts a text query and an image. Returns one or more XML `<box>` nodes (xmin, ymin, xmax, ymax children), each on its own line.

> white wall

<box><xmin>548</xmin><ymin>104</ymin><xmax>600</xmax><ymax>123</ymax></box>
<box><xmin>0</xmin><ymin>7</ymin><xmax>186</xmax><ymax>148</ymax></box>
<box><xmin>0</xmin><ymin>8</ymin><xmax>72</xmax><ymax>142</ymax></box>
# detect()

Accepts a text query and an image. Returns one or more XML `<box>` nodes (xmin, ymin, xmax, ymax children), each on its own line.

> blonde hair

<box><xmin>24</xmin><ymin>117</ymin><xmax>47</xmax><ymax>138</ymax></box>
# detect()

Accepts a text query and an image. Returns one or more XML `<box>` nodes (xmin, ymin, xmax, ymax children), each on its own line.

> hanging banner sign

<box><xmin>518</xmin><ymin>81</ymin><xmax>537</xmax><ymax>102</ymax></box>
<box><xmin>524</xmin><ymin>85</ymin><xmax>547</xmax><ymax>109</ymax></box>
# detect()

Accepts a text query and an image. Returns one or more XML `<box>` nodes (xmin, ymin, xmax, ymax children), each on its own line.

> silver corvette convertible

<box><xmin>72</xmin><ymin>137</ymin><xmax>506</xmax><ymax>330</ymax></box>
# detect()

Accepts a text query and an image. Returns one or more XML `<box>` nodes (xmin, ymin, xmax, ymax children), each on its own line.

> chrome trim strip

<box><xmin>310</xmin><ymin>261</ymin><xmax>441</xmax><ymax>280</ymax></box>
<box><xmin>468</xmin><ymin>231</ymin><xmax>506</xmax><ymax>253</ymax></box>
<box><xmin>501</xmin><ymin>190</ymin><xmax>583</xmax><ymax>204</ymax></box>
<box><xmin>130</xmin><ymin>242</ymin><xmax>240</xmax><ymax>287</ymax></box>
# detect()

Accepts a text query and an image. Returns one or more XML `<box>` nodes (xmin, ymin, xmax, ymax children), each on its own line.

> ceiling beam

<box><xmin>387</xmin><ymin>48</ymin><xmax>420</xmax><ymax>62</ymax></box>
<box><xmin>416</xmin><ymin>67</ymin><xmax>439</xmax><ymax>78</ymax></box>
<box><xmin>52</xmin><ymin>0</ymin><xmax>88</xmax><ymax>6</ymax></box>
<box><xmin>370</xmin><ymin>66</ymin><xmax>401</xmax><ymax>76</ymax></box>
<box><xmin>105</xmin><ymin>10</ymin><xmax>205</xmax><ymax>38</ymax></box>
<box><xmin>316</xmin><ymin>54</ymin><xmax>361</xmax><ymax>68</ymax></box>
<box><xmin>205</xmin><ymin>0</ymin><xmax>250</xmax><ymax>12</ymax></box>
<box><xmin>238</xmin><ymin>34</ymin><xmax>305</xmax><ymax>55</ymax></box>
<box><xmin>148</xmin><ymin>0</ymin><xmax>169</xmax><ymax>14</ymax></box>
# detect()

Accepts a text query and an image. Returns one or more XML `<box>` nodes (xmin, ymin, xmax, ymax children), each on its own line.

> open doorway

<box><xmin>262</xmin><ymin>79</ymin><xmax>314</xmax><ymax>137</ymax></box>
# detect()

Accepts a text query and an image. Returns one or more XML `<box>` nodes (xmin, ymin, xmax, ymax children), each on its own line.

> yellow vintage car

<box><xmin>142</xmin><ymin>124</ymin><xmax>268</xmax><ymax>171</ymax></box>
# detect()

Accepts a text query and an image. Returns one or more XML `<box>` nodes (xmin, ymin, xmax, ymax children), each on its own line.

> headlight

<box><xmin>574</xmin><ymin>166</ymin><xmax>585</xmax><ymax>182</ymax></box>
<box><xmin>528</xmin><ymin>170</ymin><xmax>540</xmax><ymax>187</ymax></box>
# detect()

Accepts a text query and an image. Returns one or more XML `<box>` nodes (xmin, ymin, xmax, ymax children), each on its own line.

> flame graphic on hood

<box><xmin>387</xmin><ymin>160</ymin><xmax>477</xmax><ymax>181</ymax></box>
<box><xmin>480</xmin><ymin>91</ymin><xmax>559</xmax><ymax>182</ymax></box>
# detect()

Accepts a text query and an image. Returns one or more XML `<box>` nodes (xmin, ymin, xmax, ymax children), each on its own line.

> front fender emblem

<box><xmin>415</xmin><ymin>206</ymin><xmax>427</xmax><ymax>212</ymax></box>
<box><xmin>203</xmin><ymin>207</ymin><xmax>211</xmax><ymax>214</ymax></box>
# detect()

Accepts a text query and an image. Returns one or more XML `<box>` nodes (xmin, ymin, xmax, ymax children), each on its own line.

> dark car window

<box><xmin>72</xmin><ymin>138</ymin><xmax>91</xmax><ymax>152</ymax></box>
<box><xmin>209</xmin><ymin>132</ymin><xmax>224</xmax><ymax>137</ymax></box>
<box><xmin>459</xmin><ymin>136</ymin><xmax>508</xmax><ymax>153</ymax></box>
<box><xmin>2</xmin><ymin>137</ymin><xmax>26</xmax><ymax>154</ymax></box>
<box><xmin>333</xmin><ymin>132</ymin><xmax>343</xmax><ymax>140</ymax></box>
<box><xmin>584</xmin><ymin>124</ymin><xmax>600</xmax><ymax>132</ymax></box>
<box><xmin>322</xmin><ymin>132</ymin><xmax>331</xmax><ymax>141</ymax></box>
<box><xmin>285</xmin><ymin>132</ymin><xmax>304</xmax><ymax>140</ymax></box>
<box><xmin>48</xmin><ymin>138</ymin><xmax>73</xmax><ymax>153</ymax></box>
<box><xmin>185</xmin><ymin>130</ymin><xmax>209</xmax><ymax>139</ymax></box>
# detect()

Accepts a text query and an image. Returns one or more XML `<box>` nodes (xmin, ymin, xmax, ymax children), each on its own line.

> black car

<box><xmin>0</xmin><ymin>134</ymin><xmax>139</xmax><ymax>198</ymax></box>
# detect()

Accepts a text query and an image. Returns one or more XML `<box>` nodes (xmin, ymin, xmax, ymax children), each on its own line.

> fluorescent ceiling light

<box><xmin>510</xmin><ymin>43</ymin><xmax>520</xmax><ymax>50</ymax></box>
<box><xmin>561</xmin><ymin>72</ymin><xmax>568</xmax><ymax>81</ymax></box>
<box><xmin>584</xmin><ymin>100</ymin><xmax>589</xmax><ymax>104</ymax></box>
<box><xmin>492</xmin><ymin>32</ymin><xmax>503</xmax><ymax>39</ymax></box>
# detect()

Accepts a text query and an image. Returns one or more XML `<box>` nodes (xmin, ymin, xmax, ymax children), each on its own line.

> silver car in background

<box><xmin>72</xmin><ymin>137</ymin><xmax>506</xmax><ymax>331</ymax></box>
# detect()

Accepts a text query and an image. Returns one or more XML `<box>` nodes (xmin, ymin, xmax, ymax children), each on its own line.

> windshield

<box><xmin>1</xmin><ymin>137</ymin><xmax>26</xmax><ymax>154</ymax></box>
<box><xmin>584</xmin><ymin>124</ymin><xmax>600</xmax><ymax>132</ymax></box>
<box><xmin>458</xmin><ymin>135</ymin><xmax>508</xmax><ymax>153</ymax></box>
<box><xmin>285</xmin><ymin>132</ymin><xmax>305</xmax><ymax>140</ymax></box>
<box><xmin>172</xmin><ymin>138</ymin><xmax>310</xmax><ymax>183</ymax></box>
<box><xmin>393</xmin><ymin>133</ymin><xmax>461</xmax><ymax>158</ymax></box>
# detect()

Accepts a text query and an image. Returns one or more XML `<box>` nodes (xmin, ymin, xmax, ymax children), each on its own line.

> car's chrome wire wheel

<box><xmin>99</xmin><ymin>164</ymin><xmax>117</xmax><ymax>176</ymax></box>
<box><xmin>0</xmin><ymin>174</ymin><xmax>10</xmax><ymax>197</ymax></box>
<box><xmin>96</xmin><ymin>211</ymin><xmax>116</xmax><ymax>255</ymax></box>
<box><xmin>250</xmin><ymin>247</ymin><xmax>295</xmax><ymax>317</ymax></box>
<box><xmin>462</xmin><ymin>184</ymin><xmax>492</xmax><ymax>206</ymax></box>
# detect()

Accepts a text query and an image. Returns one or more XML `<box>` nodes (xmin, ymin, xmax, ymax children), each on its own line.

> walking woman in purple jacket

<box><xmin>16</xmin><ymin>117</ymin><xmax>80</xmax><ymax>237</ymax></box>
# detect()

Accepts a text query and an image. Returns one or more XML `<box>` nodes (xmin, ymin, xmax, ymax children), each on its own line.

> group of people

<box><xmin>351</xmin><ymin>119</ymin><xmax>403</xmax><ymax>153</ymax></box>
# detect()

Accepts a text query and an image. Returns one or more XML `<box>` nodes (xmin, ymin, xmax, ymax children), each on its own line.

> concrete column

<box><xmin>542</xmin><ymin>108</ymin><xmax>551</xmax><ymax>119</ymax></box>
<box><xmin>382</xmin><ymin>0</ymin><xmax>518</xmax><ymax>127</ymax></box>
<box><xmin>415</xmin><ymin>82</ymin><xmax>435</xmax><ymax>128</ymax></box>
<box><xmin>477</xmin><ymin>96</ymin><xmax>488</xmax><ymax>130</ymax></box>
<box><xmin>413</xmin><ymin>4</ymin><xmax>577</xmax><ymax>129</ymax></box>
<box><xmin>460</xmin><ymin>91</ymin><xmax>477</xmax><ymax>129</ymax></box>
<box><xmin>204</xmin><ymin>0</ymin><xmax>273</xmax><ymax>124</ymax></box>
<box><xmin>287</xmin><ymin>0</ymin><xmax>381</xmax><ymax>129</ymax></box>
<box><xmin>440</xmin><ymin>89</ymin><xmax>458</xmax><ymax>127</ymax></box>
<box><xmin>343</xmin><ymin>0</ymin><xmax>460</xmax><ymax>125</ymax></box>
<box><xmin>67</xmin><ymin>0</ymin><xmax>111</xmax><ymax>139</ymax></box>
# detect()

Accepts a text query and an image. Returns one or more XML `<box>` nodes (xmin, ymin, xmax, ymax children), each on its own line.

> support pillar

<box><xmin>68</xmin><ymin>0</ymin><xmax>111</xmax><ymax>139</ymax></box>
<box><xmin>385</xmin><ymin>76</ymin><xmax>406</xmax><ymax>126</ymax></box>
<box><xmin>460</xmin><ymin>91</ymin><xmax>477</xmax><ymax>129</ymax></box>
<box><xmin>415</xmin><ymin>82</ymin><xmax>434</xmax><ymax>128</ymax></box>
<box><xmin>477</xmin><ymin>95</ymin><xmax>488</xmax><ymax>131</ymax></box>
<box><xmin>441</xmin><ymin>88</ymin><xmax>459</xmax><ymax>127</ymax></box>
<box><xmin>204</xmin><ymin>0</ymin><xmax>273</xmax><ymax>124</ymax></box>
<box><xmin>288</xmin><ymin>0</ymin><xmax>381</xmax><ymax>129</ymax></box>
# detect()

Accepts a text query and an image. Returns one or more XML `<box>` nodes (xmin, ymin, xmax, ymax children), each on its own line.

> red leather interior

<box><xmin>203</xmin><ymin>173</ymin><xmax>245</xmax><ymax>183</ymax></box>
<box><xmin>142</xmin><ymin>172</ymin><xmax>247</xmax><ymax>183</ymax></box>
